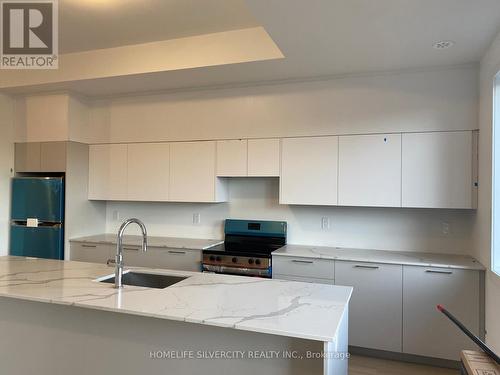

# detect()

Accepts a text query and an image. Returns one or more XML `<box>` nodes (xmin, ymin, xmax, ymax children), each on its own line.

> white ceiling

<box><xmin>4</xmin><ymin>0</ymin><xmax>500</xmax><ymax>96</ymax></box>
<box><xmin>60</xmin><ymin>0</ymin><xmax>258</xmax><ymax>53</ymax></box>
<box><xmin>248</xmin><ymin>0</ymin><xmax>500</xmax><ymax>75</ymax></box>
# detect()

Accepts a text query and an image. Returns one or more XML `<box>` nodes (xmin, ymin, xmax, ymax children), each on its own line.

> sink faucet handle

<box><xmin>106</xmin><ymin>258</ymin><xmax>116</xmax><ymax>266</ymax></box>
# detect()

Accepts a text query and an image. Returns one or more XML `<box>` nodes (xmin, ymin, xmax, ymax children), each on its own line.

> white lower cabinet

<box><xmin>112</xmin><ymin>246</ymin><xmax>201</xmax><ymax>271</ymax></box>
<box><xmin>272</xmin><ymin>255</ymin><xmax>483</xmax><ymax>362</ymax></box>
<box><xmin>138</xmin><ymin>247</ymin><xmax>202</xmax><ymax>272</ymax></box>
<box><xmin>70</xmin><ymin>242</ymin><xmax>201</xmax><ymax>272</ymax></box>
<box><xmin>70</xmin><ymin>242</ymin><xmax>113</xmax><ymax>264</ymax></box>
<box><xmin>402</xmin><ymin>266</ymin><xmax>481</xmax><ymax>361</ymax></box>
<box><xmin>272</xmin><ymin>274</ymin><xmax>334</xmax><ymax>284</ymax></box>
<box><xmin>272</xmin><ymin>256</ymin><xmax>335</xmax><ymax>281</ymax></box>
<box><xmin>335</xmin><ymin>261</ymin><xmax>402</xmax><ymax>352</ymax></box>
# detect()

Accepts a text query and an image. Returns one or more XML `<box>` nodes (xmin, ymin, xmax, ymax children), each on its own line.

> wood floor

<box><xmin>349</xmin><ymin>355</ymin><xmax>460</xmax><ymax>375</ymax></box>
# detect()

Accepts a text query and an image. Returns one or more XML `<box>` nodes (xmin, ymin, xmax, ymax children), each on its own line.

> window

<box><xmin>492</xmin><ymin>73</ymin><xmax>500</xmax><ymax>276</ymax></box>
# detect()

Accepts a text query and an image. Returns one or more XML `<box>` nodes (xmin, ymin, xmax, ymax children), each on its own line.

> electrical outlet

<box><xmin>321</xmin><ymin>217</ymin><xmax>330</xmax><ymax>230</ymax></box>
<box><xmin>112</xmin><ymin>210</ymin><xmax>120</xmax><ymax>221</ymax></box>
<box><xmin>441</xmin><ymin>222</ymin><xmax>450</xmax><ymax>235</ymax></box>
<box><xmin>193</xmin><ymin>213</ymin><xmax>201</xmax><ymax>225</ymax></box>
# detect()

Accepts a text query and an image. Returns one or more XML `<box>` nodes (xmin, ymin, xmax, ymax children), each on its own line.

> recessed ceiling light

<box><xmin>432</xmin><ymin>40</ymin><xmax>455</xmax><ymax>50</ymax></box>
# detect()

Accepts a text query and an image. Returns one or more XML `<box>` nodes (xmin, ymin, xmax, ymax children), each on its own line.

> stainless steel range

<box><xmin>202</xmin><ymin>219</ymin><xmax>287</xmax><ymax>278</ymax></box>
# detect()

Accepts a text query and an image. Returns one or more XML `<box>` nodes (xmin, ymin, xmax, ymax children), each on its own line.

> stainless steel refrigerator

<box><xmin>10</xmin><ymin>177</ymin><xmax>65</xmax><ymax>260</ymax></box>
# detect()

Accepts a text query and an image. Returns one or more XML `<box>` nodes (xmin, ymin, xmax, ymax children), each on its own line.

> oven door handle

<box><xmin>202</xmin><ymin>264</ymin><xmax>271</xmax><ymax>278</ymax></box>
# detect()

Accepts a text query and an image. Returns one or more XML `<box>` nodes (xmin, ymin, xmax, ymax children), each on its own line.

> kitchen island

<box><xmin>0</xmin><ymin>256</ymin><xmax>351</xmax><ymax>375</ymax></box>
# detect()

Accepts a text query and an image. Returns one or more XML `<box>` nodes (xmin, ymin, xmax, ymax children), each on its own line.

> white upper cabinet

<box><xmin>88</xmin><ymin>144</ymin><xmax>127</xmax><ymax>201</ymax></box>
<box><xmin>338</xmin><ymin>134</ymin><xmax>402</xmax><ymax>207</ymax></box>
<box><xmin>127</xmin><ymin>143</ymin><xmax>170</xmax><ymax>201</ymax></box>
<box><xmin>248</xmin><ymin>139</ymin><xmax>280</xmax><ymax>177</ymax></box>
<box><xmin>280</xmin><ymin>136</ymin><xmax>338</xmax><ymax>205</ymax></box>
<box><xmin>170</xmin><ymin>141</ymin><xmax>227</xmax><ymax>202</ymax></box>
<box><xmin>86</xmin><ymin>131</ymin><xmax>477</xmax><ymax>206</ymax></box>
<box><xmin>216</xmin><ymin>140</ymin><xmax>247</xmax><ymax>177</ymax></box>
<box><xmin>402</xmin><ymin>131</ymin><xmax>475</xmax><ymax>209</ymax></box>
<box><xmin>217</xmin><ymin>138</ymin><xmax>280</xmax><ymax>177</ymax></box>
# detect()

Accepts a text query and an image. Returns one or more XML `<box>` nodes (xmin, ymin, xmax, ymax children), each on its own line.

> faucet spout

<box><xmin>115</xmin><ymin>218</ymin><xmax>148</xmax><ymax>289</ymax></box>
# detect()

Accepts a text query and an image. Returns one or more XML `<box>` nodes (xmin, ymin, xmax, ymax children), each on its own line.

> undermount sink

<box><xmin>98</xmin><ymin>272</ymin><xmax>187</xmax><ymax>289</ymax></box>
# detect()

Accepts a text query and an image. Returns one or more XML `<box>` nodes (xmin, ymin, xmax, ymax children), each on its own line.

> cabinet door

<box><xmin>15</xmin><ymin>142</ymin><xmax>41</xmax><ymax>172</ymax></box>
<box><xmin>70</xmin><ymin>242</ymin><xmax>112</xmax><ymax>264</ymax></box>
<box><xmin>248</xmin><ymin>139</ymin><xmax>280</xmax><ymax>177</ymax></box>
<box><xmin>280</xmin><ymin>136</ymin><xmax>338</xmax><ymax>205</ymax></box>
<box><xmin>41</xmin><ymin>142</ymin><xmax>67</xmax><ymax>172</ymax></box>
<box><xmin>170</xmin><ymin>141</ymin><xmax>218</xmax><ymax>202</ymax></box>
<box><xmin>403</xmin><ymin>266</ymin><xmax>480</xmax><ymax>360</ymax></box>
<box><xmin>338</xmin><ymin>134</ymin><xmax>401</xmax><ymax>207</ymax></box>
<box><xmin>88</xmin><ymin>144</ymin><xmax>128</xmax><ymax>201</ymax></box>
<box><xmin>216</xmin><ymin>140</ymin><xmax>248</xmax><ymax>177</ymax></box>
<box><xmin>335</xmin><ymin>261</ymin><xmax>402</xmax><ymax>352</ymax></box>
<box><xmin>402</xmin><ymin>131</ymin><xmax>473</xmax><ymax>208</ymax></box>
<box><xmin>127</xmin><ymin>143</ymin><xmax>169</xmax><ymax>201</ymax></box>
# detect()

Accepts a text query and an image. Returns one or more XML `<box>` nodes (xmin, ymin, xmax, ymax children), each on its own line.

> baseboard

<box><xmin>349</xmin><ymin>346</ymin><xmax>461</xmax><ymax>369</ymax></box>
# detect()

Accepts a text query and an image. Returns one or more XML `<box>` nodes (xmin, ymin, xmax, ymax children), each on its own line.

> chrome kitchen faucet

<box><xmin>114</xmin><ymin>218</ymin><xmax>148</xmax><ymax>289</ymax></box>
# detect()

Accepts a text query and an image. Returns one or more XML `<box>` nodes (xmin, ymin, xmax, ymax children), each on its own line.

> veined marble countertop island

<box><xmin>0</xmin><ymin>256</ymin><xmax>351</xmax><ymax>342</ymax></box>
<box><xmin>0</xmin><ymin>256</ymin><xmax>351</xmax><ymax>375</ymax></box>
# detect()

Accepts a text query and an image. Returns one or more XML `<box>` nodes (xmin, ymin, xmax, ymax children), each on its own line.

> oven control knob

<box><xmin>215</xmin><ymin>256</ymin><xmax>222</xmax><ymax>262</ymax></box>
<box><xmin>255</xmin><ymin>259</ymin><xmax>261</xmax><ymax>265</ymax></box>
<box><xmin>248</xmin><ymin>258</ymin><xmax>254</xmax><ymax>265</ymax></box>
<box><xmin>232</xmin><ymin>257</ymin><xmax>238</xmax><ymax>263</ymax></box>
<box><xmin>209</xmin><ymin>256</ymin><xmax>216</xmax><ymax>262</ymax></box>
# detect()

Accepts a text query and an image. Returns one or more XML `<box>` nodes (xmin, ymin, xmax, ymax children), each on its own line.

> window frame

<box><xmin>491</xmin><ymin>73</ymin><xmax>500</xmax><ymax>276</ymax></box>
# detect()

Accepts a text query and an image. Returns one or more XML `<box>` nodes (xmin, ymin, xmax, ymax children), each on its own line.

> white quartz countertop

<box><xmin>273</xmin><ymin>245</ymin><xmax>485</xmax><ymax>271</ymax></box>
<box><xmin>70</xmin><ymin>234</ymin><xmax>223</xmax><ymax>250</ymax></box>
<box><xmin>0</xmin><ymin>256</ymin><xmax>352</xmax><ymax>342</ymax></box>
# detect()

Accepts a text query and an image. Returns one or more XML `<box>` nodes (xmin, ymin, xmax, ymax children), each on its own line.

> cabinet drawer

<box><xmin>120</xmin><ymin>245</ymin><xmax>150</xmax><ymax>267</ymax></box>
<box><xmin>335</xmin><ymin>261</ymin><xmax>402</xmax><ymax>352</ymax></box>
<box><xmin>272</xmin><ymin>256</ymin><xmax>334</xmax><ymax>280</ymax></box>
<box><xmin>70</xmin><ymin>242</ymin><xmax>112</xmax><ymax>264</ymax></box>
<box><xmin>272</xmin><ymin>274</ymin><xmax>335</xmax><ymax>284</ymax></box>
<box><xmin>403</xmin><ymin>266</ymin><xmax>480</xmax><ymax>360</ymax></box>
<box><xmin>142</xmin><ymin>247</ymin><xmax>202</xmax><ymax>272</ymax></box>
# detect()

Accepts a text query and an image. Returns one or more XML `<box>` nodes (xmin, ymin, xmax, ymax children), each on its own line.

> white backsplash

<box><xmin>106</xmin><ymin>178</ymin><xmax>475</xmax><ymax>255</ymax></box>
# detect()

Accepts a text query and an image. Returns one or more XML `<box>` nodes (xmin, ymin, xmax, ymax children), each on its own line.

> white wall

<box><xmin>474</xmin><ymin>30</ymin><xmax>500</xmax><ymax>352</ymax></box>
<box><xmin>0</xmin><ymin>95</ymin><xmax>14</xmax><ymax>255</ymax></box>
<box><xmin>107</xmin><ymin>178</ymin><xmax>475</xmax><ymax>254</ymax></box>
<box><xmin>90</xmin><ymin>66</ymin><xmax>477</xmax><ymax>144</ymax></box>
<box><xmin>14</xmin><ymin>94</ymin><xmax>92</xmax><ymax>144</ymax></box>
<box><xmin>65</xmin><ymin>142</ymin><xmax>107</xmax><ymax>259</ymax></box>
<box><xmin>99</xmin><ymin>66</ymin><xmax>478</xmax><ymax>255</ymax></box>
